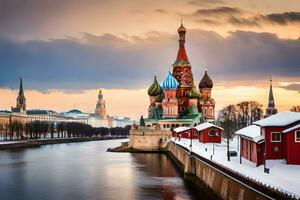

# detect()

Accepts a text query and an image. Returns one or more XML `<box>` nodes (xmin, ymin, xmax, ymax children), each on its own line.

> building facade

<box><xmin>236</xmin><ymin>112</ymin><xmax>300</xmax><ymax>166</ymax></box>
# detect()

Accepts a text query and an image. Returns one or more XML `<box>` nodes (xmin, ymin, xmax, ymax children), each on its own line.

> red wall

<box><xmin>240</xmin><ymin>137</ymin><xmax>265</xmax><ymax>166</ymax></box>
<box><xmin>286</xmin><ymin>128</ymin><xmax>300</xmax><ymax>164</ymax></box>
<box><xmin>265</xmin><ymin>127</ymin><xmax>286</xmax><ymax>160</ymax></box>
<box><xmin>198</xmin><ymin>127</ymin><xmax>221</xmax><ymax>143</ymax></box>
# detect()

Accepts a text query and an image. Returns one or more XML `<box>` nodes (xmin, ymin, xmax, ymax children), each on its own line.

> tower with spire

<box><xmin>172</xmin><ymin>21</ymin><xmax>194</xmax><ymax>115</ymax></box>
<box><xmin>265</xmin><ymin>75</ymin><xmax>277</xmax><ymax>118</ymax></box>
<box><xmin>95</xmin><ymin>89</ymin><xmax>107</xmax><ymax>119</ymax></box>
<box><xmin>12</xmin><ymin>77</ymin><xmax>26</xmax><ymax>113</ymax></box>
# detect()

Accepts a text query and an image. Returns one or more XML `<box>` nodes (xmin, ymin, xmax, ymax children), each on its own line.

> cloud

<box><xmin>153</xmin><ymin>9</ymin><xmax>168</xmax><ymax>14</ymax></box>
<box><xmin>279</xmin><ymin>84</ymin><xmax>300</xmax><ymax>92</ymax></box>
<box><xmin>0</xmin><ymin>30</ymin><xmax>299</xmax><ymax>91</ymax></box>
<box><xmin>263</xmin><ymin>12</ymin><xmax>300</xmax><ymax>25</ymax></box>
<box><xmin>190</xmin><ymin>6</ymin><xmax>300</xmax><ymax>27</ymax></box>
<box><xmin>188</xmin><ymin>0</ymin><xmax>225</xmax><ymax>6</ymax></box>
<box><xmin>193</xmin><ymin>6</ymin><xmax>241</xmax><ymax>17</ymax></box>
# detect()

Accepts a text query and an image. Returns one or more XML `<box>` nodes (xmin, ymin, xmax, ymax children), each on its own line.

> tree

<box><xmin>236</xmin><ymin>101</ymin><xmax>263</xmax><ymax>129</ymax></box>
<box><xmin>139</xmin><ymin>115</ymin><xmax>145</xmax><ymax>126</ymax></box>
<box><xmin>218</xmin><ymin>105</ymin><xmax>238</xmax><ymax>161</ymax></box>
<box><xmin>291</xmin><ymin>105</ymin><xmax>300</xmax><ymax>112</ymax></box>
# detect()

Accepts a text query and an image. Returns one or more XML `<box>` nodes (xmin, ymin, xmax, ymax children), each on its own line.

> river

<box><xmin>0</xmin><ymin>139</ymin><xmax>210</xmax><ymax>200</ymax></box>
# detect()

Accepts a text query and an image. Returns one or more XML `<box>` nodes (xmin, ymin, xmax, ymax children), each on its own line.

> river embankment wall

<box><xmin>167</xmin><ymin>141</ymin><xmax>294</xmax><ymax>200</ymax></box>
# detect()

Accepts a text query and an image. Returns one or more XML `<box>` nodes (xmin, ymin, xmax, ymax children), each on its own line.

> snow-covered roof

<box><xmin>173</xmin><ymin>127</ymin><xmax>190</xmax><ymax>133</ymax></box>
<box><xmin>282</xmin><ymin>124</ymin><xmax>300</xmax><ymax>133</ymax></box>
<box><xmin>235</xmin><ymin>125</ymin><xmax>265</xmax><ymax>143</ymax></box>
<box><xmin>193</xmin><ymin>122</ymin><xmax>223</xmax><ymax>131</ymax></box>
<box><xmin>254</xmin><ymin>111</ymin><xmax>300</xmax><ymax>127</ymax></box>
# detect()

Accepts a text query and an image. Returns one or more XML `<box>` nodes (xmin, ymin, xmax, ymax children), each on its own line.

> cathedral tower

<box><xmin>265</xmin><ymin>76</ymin><xmax>277</xmax><ymax>117</ymax></box>
<box><xmin>95</xmin><ymin>89</ymin><xmax>107</xmax><ymax>119</ymax></box>
<box><xmin>172</xmin><ymin>22</ymin><xmax>194</xmax><ymax>115</ymax></box>
<box><xmin>12</xmin><ymin>77</ymin><xmax>26</xmax><ymax>113</ymax></box>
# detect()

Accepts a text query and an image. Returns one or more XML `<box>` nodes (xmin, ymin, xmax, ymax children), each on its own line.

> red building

<box><xmin>193</xmin><ymin>122</ymin><xmax>223</xmax><ymax>143</ymax></box>
<box><xmin>173</xmin><ymin>122</ymin><xmax>223</xmax><ymax>143</ymax></box>
<box><xmin>237</xmin><ymin>112</ymin><xmax>300</xmax><ymax>166</ymax></box>
<box><xmin>236</xmin><ymin>125</ymin><xmax>265</xmax><ymax>166</ymax></box>
<box><xmin>173</xmin><ymin>126</ymin><xmax>198</xmax><ymax>139</ymax></box>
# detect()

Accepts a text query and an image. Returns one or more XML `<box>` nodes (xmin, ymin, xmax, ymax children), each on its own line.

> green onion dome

<box><xmin>186</xmin><ymin>84</ymin><xmax>200</xmax><ymax>99</ymax></box>
<box><xmin>148</xmin><ymin>75</ymin><xmax>163</xmax><ymax>96</ymax></box>
<box><xmin>155</xmin><ymin>93</ymin><xmax>164</xmax><ymax>102</ymax></box>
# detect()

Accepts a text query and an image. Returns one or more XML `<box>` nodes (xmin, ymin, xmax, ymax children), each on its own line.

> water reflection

<box><xmin>0</xmin><ymin>140</ymin><xmax>210</xmax><ymax>200</ymax></box>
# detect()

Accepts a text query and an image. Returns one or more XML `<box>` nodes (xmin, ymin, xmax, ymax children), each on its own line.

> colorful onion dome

<box><xmin>177</xmin><ymin>23</ymin><xmax>186</xmax><ymax>33</ymax></box>
<box><xmin>199</xmin><ymin>69</ymin><xmax>213</xmax><ymax>89</ymax></box>
<box><xmin>186</xmin><ymin>84</ymin><xmax>201</xmax><ymax>98</ymax></box>
<box><xmin>154</xmin><ymin>93</ymin><xmax>164</xmax><ymax>102</ymax></box>
<box><xmin>148</xmin><ymin>75</ymin><xmax>163</xmax><ymax>96</ymax></box>
<box><xmin>161</xmin><ymin>71</ymin><xmax>179</xmax><ymax>90</ymax></box>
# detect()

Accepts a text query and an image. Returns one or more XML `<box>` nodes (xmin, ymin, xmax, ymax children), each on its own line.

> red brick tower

<box><xmin>172</xmin><ymin>22</ymin><xmax>194</xmax><ymax>115</ymax></box>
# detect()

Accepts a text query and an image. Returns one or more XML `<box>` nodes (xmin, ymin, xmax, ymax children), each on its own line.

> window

<box><xmin>295</xmin><ymin>131</ymin><xmax>300</xmax><ymax>142</ymax></box>
<box><xmin>271</xmin><ymin>132</ymin><xmax>281</xmax><ymax>142</ymax></box>
<box><xmin>208</xmin><ymin>130</ymin><xmax>217</xmax><ymax>137</ymax></box>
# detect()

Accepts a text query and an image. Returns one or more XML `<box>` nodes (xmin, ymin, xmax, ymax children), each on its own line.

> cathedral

<box><xmin>145</xmin><ymin>23</ymin><xmax>216</xmax><ymax>128</ymax></box>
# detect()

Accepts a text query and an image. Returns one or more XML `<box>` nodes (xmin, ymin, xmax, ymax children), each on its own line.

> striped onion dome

<box><xmin>148</xmin><ymin>75</ymin><xmax>163</xmax><ymax>96</ymax></box>
<box><xmin>161</xmin><ymin>71</ymin><xmax>179</xmax><ymax>90</ymax></box>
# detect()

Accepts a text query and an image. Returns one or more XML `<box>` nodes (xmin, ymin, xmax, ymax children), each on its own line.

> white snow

<box><xmin>193</xmin><ymin>122</ymin><xmax>223</xmax><ymax>131</ymax></box>
<box><xmin>235</xmin><ymin>125</ymin><xmax>265</xmax><ymax>143</ymax></box>
<box><xmin>254</xmin><ymin>111</ymin><xmax>300</xmax><ymax>127</ymax></box>
<box><xmin>282</xmin><ymin>124</ymin><xmax>300</xmax><ymax>133</ymax></box>
<box><xmin>173</xmin><ymin>127</ymin><xmax>190</xmax><ymax>133</ymax></box>
<box><xmin>171</xmin><ymin>137</ymin><xmax>300</xmax><ymax>198</ymax></box>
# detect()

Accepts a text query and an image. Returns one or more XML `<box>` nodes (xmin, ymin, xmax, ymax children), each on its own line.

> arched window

<box><xmin>208</xmin><ymin>129</ymin><xmax>217</xmax><ymax>137</ymax></box>
<box><xmin>203</xmin><ymin>108</ymin><xmax>207</xmax><ymax>115</ymax></box>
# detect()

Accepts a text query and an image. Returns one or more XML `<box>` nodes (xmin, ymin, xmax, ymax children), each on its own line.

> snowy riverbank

<box><xmin>172</xmin><ymin>137</ymin><xmax>300</xmax><ymax>199</ymax></box>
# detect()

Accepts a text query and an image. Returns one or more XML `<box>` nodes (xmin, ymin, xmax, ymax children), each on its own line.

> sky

<box><xmin>0</xmin><ymin>0</ymin><xmax>299</xmax><ymax>120</ymax></box>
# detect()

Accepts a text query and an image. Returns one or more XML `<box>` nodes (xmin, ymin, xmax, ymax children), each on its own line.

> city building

<box><xmin>145</xmin><ymin>23</ymin><xmax>216</xmax><ymax>129</ymax></box>
<box><xmin>5</xmin><ymin>79</ymin><xmax>133</xmax><ymax>129</ymax></box>
<box><xmin>236</xmin><ymin>111</ymin><xmax>300</xmax><ymax>165</ymax></box>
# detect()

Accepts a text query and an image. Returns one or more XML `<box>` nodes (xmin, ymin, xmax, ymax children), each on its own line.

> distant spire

<box><xmin>268</xmin><ymin>74</ymin><xmax>275</xmax><ymax>108</ymax></box>
<box><xmin>19</xmin><ymin>77</ymin><xmax>24</xmax><ymax>95</ymax></box>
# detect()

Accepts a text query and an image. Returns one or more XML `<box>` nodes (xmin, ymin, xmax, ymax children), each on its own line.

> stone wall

<box><xmin>167</xmin><ymin>142</ymin><xmax>291</xmax><ymax>200</ymax></box>
<box><xmin>129</xmin><ymin>126</ymin><xmax>171</xmax><ymax>151</ymax></box>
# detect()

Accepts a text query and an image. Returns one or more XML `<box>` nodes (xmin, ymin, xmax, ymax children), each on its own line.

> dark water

<box><xmin>0</xmin><ymin>140</ymin><xmax>209</xmax><ymax>200</ymax></box>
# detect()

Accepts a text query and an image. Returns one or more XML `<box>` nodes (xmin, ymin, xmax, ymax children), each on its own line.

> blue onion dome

<box><xmin>148</xmin><ymin>75</ymin><xmax>163</xmax><ymax>96</ymax></box>
<box><xmin>186</xmin><ymin>84</ymin><xmax>200</xmax><ymax>98</ymax></box>
<box><xmin>199</xmin><ymin>69</ymin><xmax>213</xmax><ymax>89</ymax></box>
<box><xmin>161</xmin><ymin>71</ymin><xmax>179</xmax><ymax>90</ymax></box>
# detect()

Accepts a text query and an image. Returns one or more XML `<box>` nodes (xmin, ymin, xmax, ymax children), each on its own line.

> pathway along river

<box><xmin>0</xmin><ymin>139</ymin><xmax>211</xmax><ymax>200</ymax></box>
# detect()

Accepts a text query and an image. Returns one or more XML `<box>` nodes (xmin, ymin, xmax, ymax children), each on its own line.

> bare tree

<box><xmin>218</xmin><ymin>105</ymin><xmax>238</xmax><ymax>161</ymax></box>
<box><xmin>291</xmin><ymin>105</ymin><xmax>300</xmax><ymax>112</ymax></box>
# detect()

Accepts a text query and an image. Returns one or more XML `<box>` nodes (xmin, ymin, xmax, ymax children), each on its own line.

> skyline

<box><xmin>0</xmin><ymin>0</ymin><xmax>299</xmax><ymax>119</ymax></box>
